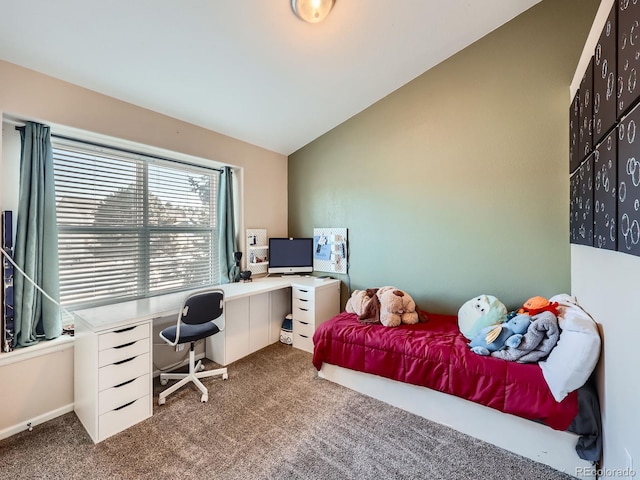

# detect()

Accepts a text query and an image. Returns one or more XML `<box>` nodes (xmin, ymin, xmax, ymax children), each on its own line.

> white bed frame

<box><xmin>318</xmin><ymin>363</ymin><xmax>596</xmax><ymax>480</ymax></box>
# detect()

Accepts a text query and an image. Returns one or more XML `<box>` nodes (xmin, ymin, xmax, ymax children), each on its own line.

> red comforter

<box><xmin>312</xmin><ymin>311</ymin><xmax>578</xmax><ymax>431</ymax></box>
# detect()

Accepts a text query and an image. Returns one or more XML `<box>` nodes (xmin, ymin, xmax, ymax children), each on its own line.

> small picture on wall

<box><xmin>313</xmin><ymin>236</ymin><xmax>331</xmax><ymax>260</ymax></box>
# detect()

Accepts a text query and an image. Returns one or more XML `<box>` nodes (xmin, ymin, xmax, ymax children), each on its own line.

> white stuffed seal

<box><xmin>458</xmin><ymin>294</ymin><xmax>507</xmax><ymax>340</ymax></box>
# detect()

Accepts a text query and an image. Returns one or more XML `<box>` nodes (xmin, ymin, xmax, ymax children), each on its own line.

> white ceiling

<box><xmin>0</xmin><ymin>0</ymin><xmax>541</xmax><ymax>155</ymax></box>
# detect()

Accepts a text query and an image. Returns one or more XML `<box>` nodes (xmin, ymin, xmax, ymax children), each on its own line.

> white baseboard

<box><xmin>0</xmin><ymin>403</ymin><xmax>74</xmax><ymax>441</ymax></box>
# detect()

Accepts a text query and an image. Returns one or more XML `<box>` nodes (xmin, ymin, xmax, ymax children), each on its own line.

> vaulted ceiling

<box><xmin>0</xmin><ymin>0</ymin><xmax>541</xmax><ymax>155</ymax></box>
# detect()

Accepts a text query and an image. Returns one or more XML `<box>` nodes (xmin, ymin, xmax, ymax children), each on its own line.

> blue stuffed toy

<box><xmin>469</xmin><ymin>314</ymin><xmax>531</xmax><ymax>356</ymax></box>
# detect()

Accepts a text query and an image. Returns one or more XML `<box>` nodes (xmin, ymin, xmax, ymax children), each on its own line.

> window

<box><xmin>52</xmin><ymin>137</ymin><xmax>220</xmax><ymax>308</ymax></box>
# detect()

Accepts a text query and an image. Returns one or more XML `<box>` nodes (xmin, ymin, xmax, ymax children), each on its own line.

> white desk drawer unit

<box><xmin>74</xmin><ymin>319</ymin><xmax>153</xmax><ymax>443</ymax></box>
<box><xmin>291</xmin><ymin>279</ymin><xmax>340</xmax><ymax>354</ymax></box>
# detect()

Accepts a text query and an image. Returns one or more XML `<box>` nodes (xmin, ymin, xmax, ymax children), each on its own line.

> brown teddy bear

<box><xmin>345</xmin><ymin>288</ymin><xmax>380</xmax><ymax>324</ymax></box>
<box><xmin>375</xmin><ymin>286</ymin><xmax>420</xmax><ymax>327</ymax></box>
<box><xmin>345</xmin><ymin>286</ymin><xmax>425</xmax><ymax>327</ymax></box>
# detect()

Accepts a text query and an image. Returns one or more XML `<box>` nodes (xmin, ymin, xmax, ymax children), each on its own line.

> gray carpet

<box><xmin>1</xmin><ymin>342</ymin><xmax>574</xmax><ymax>479</ymax></box>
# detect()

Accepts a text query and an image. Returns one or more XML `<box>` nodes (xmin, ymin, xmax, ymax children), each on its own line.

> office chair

<box><xmin>158</xmin><ymin>289</ymin><xmax>228</xmax><ymax>405</ymax></box>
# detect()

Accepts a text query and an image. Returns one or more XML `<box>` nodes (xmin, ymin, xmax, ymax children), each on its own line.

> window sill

<box><xmin>0</xmin><ymin>335</ymin><xmax>74</xmax><ymax>367</ymax></box>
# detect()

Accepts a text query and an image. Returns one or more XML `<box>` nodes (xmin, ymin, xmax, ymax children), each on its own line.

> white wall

<box><xmin>0</xmin><ymin>343</ymin><xmax>74</xmax><ymax>439</ymax></box>
<box><xmin>0</xmin><ymin>59</ymin><xmax>288</xmax><ymax>438</ymax></box>
<box><xmin>571</xmin><ymin>0</ymin><xmax>640</xmax><ymax>474</ymax></box>
<box><xmin>572</xmin><ymin>247</ymin><xmax>640</xmax><ymax>473</ymax></box>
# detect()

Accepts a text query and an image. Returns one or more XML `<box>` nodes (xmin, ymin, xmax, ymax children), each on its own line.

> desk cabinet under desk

<box><xmin>206</xmin><ymin>277</ymin><xmax>340</xmax><ymax>364</ymax></box>
<box><xmin>206</xmin><ymin>288</ymin><xmax>290</xmax><ymax>366</ymax></box>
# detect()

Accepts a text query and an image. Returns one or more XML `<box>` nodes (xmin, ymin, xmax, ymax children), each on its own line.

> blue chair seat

<box><xmin>160</xmin><ymin>322</ymin><xmax>220</xmax><ymax>344</ymax></box>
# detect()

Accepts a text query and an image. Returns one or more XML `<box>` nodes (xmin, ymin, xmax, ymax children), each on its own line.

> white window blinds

<box><xmin>52</xmin><ymin>137</ymin><xmax>220</xmax><ymax>308</ymax></box>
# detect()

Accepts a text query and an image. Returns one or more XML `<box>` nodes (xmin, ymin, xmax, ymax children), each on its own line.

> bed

<box><xmin>312</xmin><ymin>309</ymin><xmax>601</xmax><ymax>479</ymax></box>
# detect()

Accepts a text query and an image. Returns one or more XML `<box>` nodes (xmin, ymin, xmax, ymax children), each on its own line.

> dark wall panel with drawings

<box><xmin>570</xmin><ymin>90</ymin><xmax>581</xmax><ymax>173</ymax></box>
<box><xmin>593</xmin><ymin>130</ymin><xmax>617</xmax><ymax>250</ymax></box>
<box><xmin>617</xmin><ymin>0</ymin><xmax>640</xmax><ymax>118</ymax></box>
<box><xmin>570</xmin><ymin>0</ymin><xmax>640</xmax><ymax>259</ymax></box>
<box><xmin>593</xmin><ymin>3</ymin><xmax>617</xmax><ymax>144</ymax></box>
<box><xmin>570</xmin><ymin>155</ymin><xmax>594</xmax><ymax>247</ymax></box>
<box><xmin>617</xmin><ymin>104</ymin><xmax>640</xmax><ymax>255</ymax></box>
<box><xmin>579</xmin><ymin>58</ymin><xmax>594</xmax><ymax>161</ymax></box>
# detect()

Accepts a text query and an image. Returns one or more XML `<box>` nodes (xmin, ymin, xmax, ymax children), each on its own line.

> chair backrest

<box><xmin>179</xmin><ymin>289</ymin><xmax>224</xmax><ymax>326</ymax></box>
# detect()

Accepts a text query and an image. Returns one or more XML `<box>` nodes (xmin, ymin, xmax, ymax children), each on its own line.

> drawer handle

<box><xmin>114</xmin><ymin>399</ymin><xmax>137</xmax><ymax>411</ymax></box>
<box><xmin>298</xmin><ymin>289</ymin><xmax>309</xmax><ymax>293</ymax></box>
<box><xmin>299</xmin><ymin>334</ymin><xmax>309</xmax><ymax>339</ymax></box>
<box><xmin>298</xmin><ymin>307</ymin><xmax>309</xmax><ymax>312</ymax></box>
<box><xmin>299</xmin><ymin>321</ymin><xmax>310</xmax><ymax>326</ymax></box>
<box><xmin>114</xmin><ymin>356</ymin><xmax>136</xmax><ymax>365</ymax></box>
<box><xmin>114</xmin><ymin>378</ymin><xmax>136</xmax><ymax>388</ymax></box>
<box><xmin>298</xmin><ymin>298</ymin><xmax>309</xmax><ymax>302</ymax></box>
<box><xmin>114</xmin><ymin>341</ymin><xmax>136</xmax><ymax>349</ymax></box>
<box><xmin>113</xmin><ymin>326</ymin><xmax>136</xmax><ymax>334</ymax></box>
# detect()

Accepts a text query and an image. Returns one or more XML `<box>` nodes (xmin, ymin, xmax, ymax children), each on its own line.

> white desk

<box><xmin>75</xmin><ymin>276</ymin><xmax>295</xmax><ymax>332</ymax></box>
<box><xmin>73</xmin><ymin>276</ymin><xmax>340</xmax><ymax>443</ymax></box>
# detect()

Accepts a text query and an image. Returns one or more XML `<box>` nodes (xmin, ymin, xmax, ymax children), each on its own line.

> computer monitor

<box><xmin>267</xmin><ymin>237</ymin><xmax>313</xmax><ymax>274</ymax></box>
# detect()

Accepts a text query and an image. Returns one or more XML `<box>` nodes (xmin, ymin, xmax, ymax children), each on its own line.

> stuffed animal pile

<box><xmin>345</xmin><ymin>286</ymin><xmax>425</xmax><ymax>327</ymax></box>
<box><xmin>459</xmin><ymin>294</ymin><xmax>561</xmax><ymax>362</ymax></box>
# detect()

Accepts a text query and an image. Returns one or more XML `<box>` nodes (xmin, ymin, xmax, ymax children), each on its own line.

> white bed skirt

<box><xmin>318</xmin><ymin>362</ymin><xmax>595</xmax><ymax>480</ymax></box>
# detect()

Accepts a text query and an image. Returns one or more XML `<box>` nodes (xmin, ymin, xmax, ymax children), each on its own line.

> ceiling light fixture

<box><xmin>291</xmin><ymin>0</ymin><xmax>335</xmax><ymax>24</ymax></box>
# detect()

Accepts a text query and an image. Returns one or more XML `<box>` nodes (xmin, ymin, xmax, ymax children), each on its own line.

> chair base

<box><xmin>158</xmin><ymin>347</ymin><xmax>228</xmax><ymax>405</ymax></box>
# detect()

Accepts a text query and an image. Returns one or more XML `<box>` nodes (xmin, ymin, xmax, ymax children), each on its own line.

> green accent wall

<box><xmin>288</xmin><ymin>0</ymin><xmax>600</xmax><ymax>314</ymax></box>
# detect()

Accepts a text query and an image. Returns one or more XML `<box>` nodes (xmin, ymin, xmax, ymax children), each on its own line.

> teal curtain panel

<box><xmin>13</xmin><ymin>122</ymin><xmax>61</xmax><ymax>347</ymax></box>
<box><xmin>217</xmin><ymin>167</ymin><xmax>237</xmax><ymax>284</ymax></box>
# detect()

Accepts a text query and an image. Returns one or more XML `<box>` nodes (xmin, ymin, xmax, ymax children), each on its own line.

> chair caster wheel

<box><xmin>160</xmin><ymin>378</ymin><xmax>168</xmax><ymax>386</ymax></box>
<box><xmin>158</xmin><ymin>397</ymin><xmax>166</xmax><ymax>405</ymax></box>
<box><xmin>222</xmin><ymin>373</ymin><xmax>229</xmax><ymax>380</ymax></box>
<box><xmin>198</xmin><ymin>364</ymin><xmax>205</xmax><ymax>372</ymax></box>
<box><xmin>201</xmin><ymin>394</ymin><xmax>208</xmax><ymax>403</ymax></box>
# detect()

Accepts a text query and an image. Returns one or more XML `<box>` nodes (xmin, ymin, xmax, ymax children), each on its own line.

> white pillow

<box><xmin>539</xmin><ymin>294</ymin><xmax>601</xmax><ymax>402</ymax></box>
